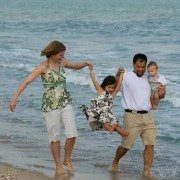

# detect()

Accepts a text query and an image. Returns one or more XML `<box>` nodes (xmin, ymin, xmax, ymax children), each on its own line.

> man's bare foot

<box><xmin>109</xmin><ymin>161</ymin><xmax>119</xmax><ymax>172</ymax></box>
<box><xmin>143</xmin><ymin>167</ymin><xmax>152</xmax><ymax>177</ymax></box>
<box><xmin>63</xmin><ymin>161</ymin><xmax>75</xmax><ymax>173</ymax></box>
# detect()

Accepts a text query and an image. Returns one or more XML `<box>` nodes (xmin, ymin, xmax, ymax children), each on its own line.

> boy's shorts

<box><xmin>121</xmin><ymin>112</ymin><xmax>157</xmax><ymax>149</ymax></box>
<box><xmin>43</xmin><ymin>104</ymin><xmax>78</xmax><ymax>143</ymax></box>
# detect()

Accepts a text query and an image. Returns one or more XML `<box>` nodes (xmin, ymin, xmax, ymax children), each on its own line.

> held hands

<box><xmin>85</xmin><ymin>61</ymin><xmax>93</xmax><ymax>68</ymax></box>
<box><xmin>88</xmin><ymin>63</ymin><xmax>94</xmax><ymax>70</ymax></box>
<box><xmin>117</xmin><ymin>67</ymin><xmax>125</xmax><ymax>76</ymax></box>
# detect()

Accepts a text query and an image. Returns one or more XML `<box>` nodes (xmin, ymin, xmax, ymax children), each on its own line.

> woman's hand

<box><xmin>88</xmin><ymin>62</ymin><xmax>94</xmax><ymax>70</ymax></box>
<box><xmin>9</xmin><ymin>98</ymin><xmax>17</xmax><ymax>112</ymax></box>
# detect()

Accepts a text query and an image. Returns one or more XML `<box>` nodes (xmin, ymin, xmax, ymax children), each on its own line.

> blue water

<box><xmin>0</xmin><ymin>0</ymin><xmax>180</xmax><ymax>179</ymax></box>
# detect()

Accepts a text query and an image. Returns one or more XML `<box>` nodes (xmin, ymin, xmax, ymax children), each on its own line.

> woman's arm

<box><xmin>9</xmin><ymin>62</ymin><xmax>46</xmax><ymax>112</ymax></box>
<box><xmin>62</xmin><ymin>58</ymin><xmax>91</xmax><ymax>70</ymax></box>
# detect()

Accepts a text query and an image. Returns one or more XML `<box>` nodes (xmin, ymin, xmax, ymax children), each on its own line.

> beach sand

<box><xmin>0</xmin><ymin>162</ymin><xmax>159</xmax><ymax>180</ymax></box>
<box><xmin>0</xmin><ymin>163</ymin><xmax>50</xmax><ymax>180</ymax></box>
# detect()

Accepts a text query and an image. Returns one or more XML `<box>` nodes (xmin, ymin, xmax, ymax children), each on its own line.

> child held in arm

<box><xmin>79</xmin><ymin>64</ymin><xmax>128</xmax><ymax>139</ymax></box>
<box><xmin>147</xmin><ymin>61</ymin><xmax>167</xmax><ymax>110</ymax></box>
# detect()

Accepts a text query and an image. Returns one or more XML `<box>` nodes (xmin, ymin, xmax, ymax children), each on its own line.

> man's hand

<box><xmin>158</xmin><ymin>85</ymin><xmax>166</xmax><ymax>99</ymax></box>
<box><xmin>117</xmin><ymin>67</ymin><xmax>124</xmax><ymax>75</ymax></box>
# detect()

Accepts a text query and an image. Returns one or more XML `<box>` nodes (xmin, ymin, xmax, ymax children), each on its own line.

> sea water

<box><xmin>0</xmin><ymin>0</ymin><xmax>179</xmax><ymax>179</ymax></box>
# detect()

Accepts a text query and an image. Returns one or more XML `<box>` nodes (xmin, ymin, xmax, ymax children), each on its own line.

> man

<box><xmin>110</xmin><ymin>53</ymin><xmax>165</xmax><ymax>177</ymax></box>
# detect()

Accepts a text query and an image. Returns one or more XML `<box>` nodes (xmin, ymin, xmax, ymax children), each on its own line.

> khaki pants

<box><xmin>121</xmin><ymin>112</ymin><xmax>157</xmax><ymax>149</ymax></box>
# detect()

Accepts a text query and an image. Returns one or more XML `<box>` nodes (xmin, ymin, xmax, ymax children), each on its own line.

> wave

<box><xmin>165</xmin><ymin>83</ymin><xmax>180</xmax><ymax>108</ymax></box>
<box><xmin>1</xmin><ymin>62</ymin><xmax>180</xmax><ymax>108</ymax></box>
<box><xmin>0</xmin><ymin>63</ymin><xmax>34</xmax><ymax>72</ymax></box>
<box><xmin>1</xmin><ymin>49</ymin><xmax>180</xmax><ymax>108</ymax></box>
<box><xmin>66</xmin><ymin>70</ymin><xmax>90</xmax><ymax>86</ymax></box>
<box><xmin>0</xmin><ymin>48</ymin><xmax>38</xmax><ymax>59</ymax></box>
<box><xmin>157</xmin><ymin>135</ymin><xmax>180</xmax><ymax>144</ymax></box>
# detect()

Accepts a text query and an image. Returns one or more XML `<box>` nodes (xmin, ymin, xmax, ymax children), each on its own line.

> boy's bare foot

<box><xmin>63</xmin><ymin>161</ymin><xmax>75</xmax><ymax>173</ymax></box>
<box><xmin>121</xmin><ymin>130</ymin><xmax>129</xmax><ymax>140</ymax></box>
<box><xmin>109</xmin><ymin>161</ymin><xmax>119</xmax><ymax>172</ymax></box>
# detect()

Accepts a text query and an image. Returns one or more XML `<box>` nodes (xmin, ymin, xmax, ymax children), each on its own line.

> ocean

<box><xmin>0</xmin><ymin>0</ymin><xmax>179</xmax><ymax>179</ymax></box>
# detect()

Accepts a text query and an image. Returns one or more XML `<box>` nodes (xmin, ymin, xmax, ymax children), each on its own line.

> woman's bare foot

<box><xmin>56</xmin><ymin>166</ymin><xmax>67</xmax><ymax>176</ymax></box>
<box><xmin>63</xmin><ymin>161</ymin><xmax>75</xmax><ymax>173</ymax></box>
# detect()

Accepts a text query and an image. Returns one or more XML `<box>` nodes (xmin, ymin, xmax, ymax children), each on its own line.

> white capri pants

<box><xmin>43</xmin><ymin>104</ymin><xmax>78</xmax><ymax>143</ymax></box>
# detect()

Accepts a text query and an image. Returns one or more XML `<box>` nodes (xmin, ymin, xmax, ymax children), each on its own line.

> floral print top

<box><xmin>41</xmin><ymin>64</ymin><xmax>72</xmax><ymax>112</ymax></box>
<box><xmin>86</xmin><ymin>91</ymin><xmax>118</xmax><ymax>125</ymax></box>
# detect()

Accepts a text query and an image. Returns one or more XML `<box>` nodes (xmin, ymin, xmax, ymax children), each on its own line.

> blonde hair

<box><xmin>41</xmin><ymin>41</ymin><xmax>66</xmax><ymax>58</ymax></box>
<box><xmin>147</xmin><ymin>61</ymin><xmax>158</xmax><ymax>69</ymax></box>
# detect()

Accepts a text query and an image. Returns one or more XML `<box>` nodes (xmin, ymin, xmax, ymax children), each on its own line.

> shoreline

<box><xmin>0</xmin><ymin>162</ymin><xmax>163</xmax><ymax>180</ymax></box>
<box><xmin>0</xmin><ymin>163</ymin><xmax>50</xmax><ymax>180</ymax></box>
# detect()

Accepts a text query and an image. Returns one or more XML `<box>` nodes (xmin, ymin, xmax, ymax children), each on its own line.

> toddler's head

<box><xmin>100</xmin><ymin>76</ymin><xmax>116</xmax><ymax>94</ymax></box>
<box><xmin>147</xmin><ymin>61</ymin><xmax>158</xmax><ymax>77</ymax></box>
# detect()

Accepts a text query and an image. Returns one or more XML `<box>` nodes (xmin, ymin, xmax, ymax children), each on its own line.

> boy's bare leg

<box><xmin>114</xmin><ymin>125</ymin><xmax>129</xmax><ymax>139</ymax></box>
<box><xmin>103</xmin><ymin>123</ymin><xmax>114</xmax><ymax>134</ymax></box>
<box><xmin>110</xmin><ymin>124</ymin><xmax>117</xmax><ymax>133</ymax></box>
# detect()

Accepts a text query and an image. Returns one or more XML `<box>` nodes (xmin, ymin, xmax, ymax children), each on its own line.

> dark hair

<box><xmin>133</xmin><ymin>53</ymin><xmax>147</xmax><ymax>64</ymax></box>
<box><xmin>147</xmin><ymin>61</ymin><xmax>158</xmax><ymax>69</ymax></box>
<box><xmin>100</xmin><ymin>75</ymin><xmax>116</xmax><ymax>89</ymax></box>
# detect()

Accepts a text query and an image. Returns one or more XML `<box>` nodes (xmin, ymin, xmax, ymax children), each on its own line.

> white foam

<box><xmin>165</xmin><ymin>84</ymin><xmax>180</xmax><ymax>108</ymax></box>
<box><xmin>0</xmin><ymin>63</ymin><xmax>34</xmax><ymax>72</ymax></box>
<box><xmin>172</xmin><ymin>98</ymin><xmax>180</xmax><ymax>108</ymax></box>
<box><xmin>66</xmin><ymin>70</ymin><xmax>90</xmax><ymax>86</ymax></box>
<box><xmin>0</xmin><ymin>48</ymin><xmax>38</xmax><ymax>59</ymax></box>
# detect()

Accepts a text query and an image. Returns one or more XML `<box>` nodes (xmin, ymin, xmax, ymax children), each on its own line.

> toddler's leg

<box><xmin>153</xmin><ymin>91</ymin><xmax>160</xmax><ymax>110</ymax></box>
<box><xmin>150</xmin><ymin>93</ymin><xmax>156</xmax><ymax>110</ymax></box>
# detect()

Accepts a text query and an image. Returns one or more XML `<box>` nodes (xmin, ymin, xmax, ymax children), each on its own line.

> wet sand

<box><xmin>0</xmin><ymin>163</ymin><xmax>50</xmax><ymax>180</ymax></box>
<box><xmin>0</xmin><ymin>162</ymin><xmax>159</xmax><ymax>180</ymax></box>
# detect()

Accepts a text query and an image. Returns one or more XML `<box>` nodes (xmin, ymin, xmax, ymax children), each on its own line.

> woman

<box><xmin>9</xmin><ymin>41</ymin><xmax>92</xmax><ymax>175</ymax></box>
